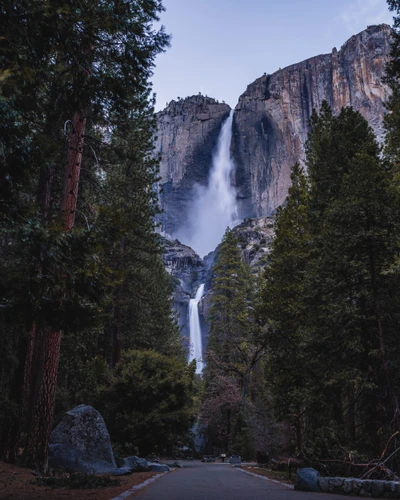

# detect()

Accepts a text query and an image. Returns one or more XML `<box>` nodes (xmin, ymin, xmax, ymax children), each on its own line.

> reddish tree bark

<box><xmin>23</xmin><ymin>110</ymin><xmax>87</xmax><ymax>473</ymax></box>
<box><xmin>61</xmin><ymin>110</ymin><xmax>86</xmax><ymax>230</ymax></box>
<box><xmin>294</xmin><ymin>412</ymin><xmax>303</xmax><ymax>453</ymax></box>
<box><xmin>113</xmin><ymin>291</ymin><xmax>122</xmax><ymax>367</ymax></box>
<box><xmin>24</xmin><ymin>328</ymin><xmax>62</xmax><ymax>471</ymax></box>
<box><xmin>4</xmin><ymin>324</ymin><xmax>36</xmax><ymax>463</ymax></box>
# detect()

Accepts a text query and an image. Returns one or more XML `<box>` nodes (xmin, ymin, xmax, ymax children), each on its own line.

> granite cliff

<box><xmin>232</xmin><ymin>24</ymin><xmax>392</xmax><ymax>219</ymax></box>
<box><xmin>163</xmin><ymin>217</ymin><xmax>274</xmax><ymax>352</ymax></box>
<box><xmin>158</xmin><ymin>24</ymin><xmax>393</xmax><ymax>354</ymax></box>
<box><xmin>156</xmin><ymin>96</ymin><xmax>231</xmax><ymax>236</ymax></box>
<box><xmin>162</xmin><ymin>238</ymin><xmax>207</xmax><ymax>345</ymax></box>
<box><xmin>155</xmin><ymin>25</ymin><xmax>391</xmax><ymax>230</ymax></box>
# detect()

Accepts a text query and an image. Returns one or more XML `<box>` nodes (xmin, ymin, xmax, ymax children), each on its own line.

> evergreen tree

<box><xmin>201</xmin><ymin>228</ymin><xmax>265</xmax><ymax>456</ymax></box>
<box><xmin>259</xmin><ymin>103</ymin><xmax>400</xmax><ymax>458</ymax></box>
<box><xmin>306</xmin><ymin>104</ymin><xmax>400</xmax><ymax>450</ymax></box>
<box><xmin>99</xmin><ymin>349</ymin><xmax>196</xmax><ymax>457</ymax></box>
<box><xmin>258</xmin><ymin>163</ymin><xmax>310</xmax><ymax>452</ymax></box>
<box><xmin>0</xmin><ymin>0</ymin><xmax>170</xmax><ymax>471</ymax></box>
<box><xmin>385</xmin><ymin>1</ymin><xmax>400</xmax><ymax>171</ymax></box>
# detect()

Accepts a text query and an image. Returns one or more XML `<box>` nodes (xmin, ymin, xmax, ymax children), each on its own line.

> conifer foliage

<box><xmin>0</xmin><ymin>0</ymin><xmax>190</xmax><ymax>472</ymax></box>
<box><xmin>201</xmin><ymin>229</ymin><xmax>266</xmax><ymax>458</ymax></box>
<box><xmin>259</xmin><ymin>103</ymin><xmax>400</xmax><ymax>458</ymax></box>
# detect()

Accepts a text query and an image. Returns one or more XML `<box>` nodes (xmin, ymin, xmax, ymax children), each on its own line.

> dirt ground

<box><xmin>0</xmin><ymin>461</ymin><xmax>159</xmax><ymax>500</ymax></box>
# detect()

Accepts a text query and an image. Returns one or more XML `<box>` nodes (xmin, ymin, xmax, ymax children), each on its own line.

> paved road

<box><xmin>134</xmin><ymin>461</ymin><xmax>361</xmax><ymax>500</ymax></box>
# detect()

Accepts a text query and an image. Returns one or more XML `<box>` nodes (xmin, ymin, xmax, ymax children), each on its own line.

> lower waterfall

<box><xmin>188</xmin><ymin>284</ymin><xmax>205</xmax><ymax>374</ymax></box>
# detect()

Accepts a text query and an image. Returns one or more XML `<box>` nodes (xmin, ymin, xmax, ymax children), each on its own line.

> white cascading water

<box><xmin>188</xmin><ymin>284</ymin><xmax>205</xmax><ymax>374</ymax></box>
<box><xmin>177</xmin><ymin>110</ymin><xmax>238</xmax><ymax>257</ymax></box>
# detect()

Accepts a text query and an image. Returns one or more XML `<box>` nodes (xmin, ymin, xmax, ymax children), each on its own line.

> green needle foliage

<box><xmin>0</xmin><ymin>0</ymin><xmax>190</xmax><ymax>464</ymax></box>
<box><xmin>259</xmin><ymin>103</ymin><xmax>400</xmax><ymax>459</ymax></box>
<box><xmin>98</xmin><ymin>349</ymin><xmax>196</xmax><ymax>457</ymax></box>
<box><xmin>201</xmin><ymin>228</ymin><xmax>267</xmax><ymax>458</ymax></box>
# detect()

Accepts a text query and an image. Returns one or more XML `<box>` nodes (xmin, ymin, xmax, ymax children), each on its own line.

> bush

<box><xmin>99</xmin><ymin>349</ymin><xmax>196</xmax><ymax>456</ymax></box>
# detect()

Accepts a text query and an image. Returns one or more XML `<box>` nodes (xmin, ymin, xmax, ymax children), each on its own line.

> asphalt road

<box><xmin>134</xmin><ymin>461</ymin><xmax>362</xmax><ymax>500</ymax></box>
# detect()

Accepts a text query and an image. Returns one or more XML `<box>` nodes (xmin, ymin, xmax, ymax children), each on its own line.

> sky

<box><xmin>151</xmin><ymin>0</ymin><xmax>393</xmax><ymax>112</ymax></box>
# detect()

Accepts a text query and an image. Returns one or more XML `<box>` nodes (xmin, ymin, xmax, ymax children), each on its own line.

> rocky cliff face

<box><xmin>198</xmin><ymin>216</ymin><xmax>275</xmax><ymax>331</ymax></box>
<box><xmin>233</xmin><ymin>216</ymin><xmax>275</xmax><ymax>271</ymax></box>
<box><xmin>162</xmin><ymin>238</ymin><xmax>207</xmax><ymax>343</ymax></box>
<box><xmin>158</xmin><ymin>25</ymin><xmax>393</xmax><ymax>352</ymax></box>
<box><xmin>232</xmin><ymin>24</ymin><xmax>392</xmax><ymax>219</ymax></box>
<box><xmin>162</xmin><ymin>216</ymin><xmax>274</xmax><ymax>354</ymax></box>
<box><xmin>155</xmin><ymin>96</ymin><xmax>231</xmax><ymax>236</ymax></box>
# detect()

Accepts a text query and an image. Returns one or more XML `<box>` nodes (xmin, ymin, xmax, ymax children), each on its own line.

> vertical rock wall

<box><xmin>232</xmin><ymin>24</ymin><xmax>392</xmax><ymax>219</ymax></box>
<box><xmin>155</xmin><ymin>96</ymin><xmax>231</xmax><ymax>236</ymax></box>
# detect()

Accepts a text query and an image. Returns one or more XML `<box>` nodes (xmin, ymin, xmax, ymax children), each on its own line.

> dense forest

<box><xmin>0</xmin><ymin>0</ymin><xmax>196</xmax><ymax>474</ymax></box>
<box><xmin>2</xmin><ymin>0</ymin><xmax>400</xmax><ymax>481</ymax></box>
<box><xmin>200</xmin><ymin>0</ymin><xmax>400</xmax><ymax>474</ymax></box>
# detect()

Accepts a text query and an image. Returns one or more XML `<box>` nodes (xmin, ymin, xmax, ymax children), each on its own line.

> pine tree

<box><xmin>258</xmin><ymin>163</ymin><xmax>310</xmax><ymax>452</ymax></box>
<box><xmin>0</xmin><ymin>0</ymin><xmax>170</xmax><ymax>471</ymax></box>
<box><xmin>385</xmin><ymin>1</ymin><xmax>400</xmax><ymax>171</ymax></box>
<box><xmin>201</xmin><ymin>228</ymin><xmax>264</xmax><ymax>455</ymax></box>
<box><xmin>259</xmin><ymin>103</ymin><xmax>400</xmax><ymax>457</ymax></box>
<box><xmin>99</xmin><ymin>103</ymin><xmax>182</xmax><ymax>364</ymax></box>
<box><xmin>306</xmin><ymin>104</ymin><xmax>400</xmax><ymax>449</ymax></box>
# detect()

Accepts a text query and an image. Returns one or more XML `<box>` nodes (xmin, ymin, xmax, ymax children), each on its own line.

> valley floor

<box><xmin>0</xmin><ymin>461</ymin><xmax>157</xmax><ymax>500</ymax></box>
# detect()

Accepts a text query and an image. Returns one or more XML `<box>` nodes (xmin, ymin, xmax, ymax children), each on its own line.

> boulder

<box><xmin>48</xmin><ymin>443</ymin><xmax>117</xmax><ymax>474</ymax></box>
<box><xmin>49</xmin><ymin>405</ymin><xmax>116</xmax><ymax>473</ymax></box>
<box><xmin>318</xmin><ymin>477</ymin><xmax>330</xmax><ymax>493</ymax></box>
<box><xmin>328</xmin><ymin>478</ymin><xmax>344</xmax><ymax>493</ymax></box>
<box><xmin>342</xmin><ymin>478</ymin><xmax>353</xmax><ymax>494</ymax></box>
<box><xmin>371</xmin><ymin>480</ymin><xmax>385</xmax><ymax>497</ymax></box>
<box><xmin>148</xmin><ymin>463</ymin><xmax>170</xmax><ymax>472</ymax></box>
<box><xmin>122</xmin><ymin>456</ymin><xmax>150</xmax><ymax>472</ymax></box>
<box><xmin>112</xmin><ymin>467</ymin><xmax>133</xmax><ymax>476</ymax></box>
<box><xmin>295</xmin><ymin>468</ymin><xmax>321</xmax><ymax>492</ymax></box>
<box><xmin>170</xmin><ymin>461</ymin><xmax>183</xmax><ymax>468</ymax></box>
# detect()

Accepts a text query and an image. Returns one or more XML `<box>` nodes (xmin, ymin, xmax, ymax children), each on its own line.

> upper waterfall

<box><xmin>176</xmin><ymin>110</ymin><xmax>238</xmax><ymax>257</ymax></box>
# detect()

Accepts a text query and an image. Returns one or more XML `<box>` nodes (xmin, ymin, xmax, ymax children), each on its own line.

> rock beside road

<box><xmin>295</xmin><ymin>468</ymin><xmax>321</xmax><ymax>492</ymax></box>
<box><xmin>149</xmin><ymin>463</ymin><xmax>171</xmax><ymax>472</ymax></box>
<box><xmin>49</xmin><ymin>405</ymin><xmax>117</xmax><ymax>473</ymax></box>
<box><xmin>122</xmin><ymin>456</ymin><xmax>150</xmax><ymax>472</ymax></box>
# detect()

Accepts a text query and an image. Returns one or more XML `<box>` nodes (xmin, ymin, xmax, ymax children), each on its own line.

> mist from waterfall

<box><xmin>177</xmin><ymin>110</ymin><xmax>238</xmax><ymax>257</ymax></box>
<box><xmin>188</xmin><ymin>284</ymin><xmax>205</xmax><ymax>375</ymax></box>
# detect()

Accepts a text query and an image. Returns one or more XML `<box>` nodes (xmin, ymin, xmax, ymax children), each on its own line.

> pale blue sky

<box><xmin>152</xmin><ymin>0</ymin><xmax>393</xmax><ymax>111</ymax></box>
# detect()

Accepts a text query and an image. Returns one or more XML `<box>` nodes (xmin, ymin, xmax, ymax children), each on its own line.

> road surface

<box><xmin>134</xmin><ymin>461</ymin><xmax>361</xmax><ymax>500</ymax></box>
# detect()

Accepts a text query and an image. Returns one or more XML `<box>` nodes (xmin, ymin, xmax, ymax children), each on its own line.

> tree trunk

<box><xmin>61</xmin><ymin>110</ymin><xmax>86</xmax><ymax>230</ymax></box>
<box><xmin>294</xmin><ymin>412</ymin><xmax>303</xmax><ymax>453</ymax></box>
<box><xmin>347</xmin><ymin>388</ymin><xmax>356</xmax><ymax>441</ymax></box>
<box><xmin>113</xmin><ymin>293</ymin><xmax>122</xmax><ymax>367</ymax></box>
<box><xmin>23</xmin><ymin>109</ymin><xmax>86</xmax><ymax>472</ymax></box>
<box><xmin>37</xmin><ymin>164</ymin><xmax>54</xmax><ymax>218</ymax></box>
<box><xmin>4</xmin><ymin>324</ymin><xmax>36</xmax><ymax>463</ymax></box>
<box><xmin>283</xmin><ymin>420</ymin><xmax>291</xmax><ymax>454</ymax></box>
<box><xmin>368</xmin><ymin>246</ymin><xmax>400</xmax><ymax>434</ymax></box>
<box><xmin>111</xmin><ymin>237</ymin><xmax>126</xmax><ymax>367</ymax></box>
<box><xmin>24</xmin><ymin>327</ymin><xmax>61</xmax><ymax>473</ymax></box>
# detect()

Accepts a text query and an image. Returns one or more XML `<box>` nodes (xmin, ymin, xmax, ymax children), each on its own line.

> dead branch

<box><xmin>360</xmin><ymin>432</ymin><xmax>400</xmax><ymax>480</ymax></box>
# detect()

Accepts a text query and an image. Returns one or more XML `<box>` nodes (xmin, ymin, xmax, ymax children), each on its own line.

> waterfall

<box><xmin>188</xmin><ymin>284</ymin><xmax>205</xmax><ymax>374</ymax></box>
<box><xmin>176</xmin><ymin>110</ymin><xmax>238</xmax><ymax>257</ymax></box>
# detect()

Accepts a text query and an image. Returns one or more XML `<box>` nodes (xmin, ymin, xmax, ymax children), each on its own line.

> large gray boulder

<box><xmin>295</xmin><ymin>468</ymin><xmax>321</xmax><ymax>492</ymax></box>
<box><xmin>49</xmin><ymin>405</ymin><xmax>117</xmax><ymax>473</ymax></box>
<box><xmin>122</xmin><ymin>456</ymin><xmax>150</xmax><ymax>472</ymax></box>
<box><xmin>148</xmin><ymin>463</ymin><xmax>170</xmax><ymax>472</ymax></box>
